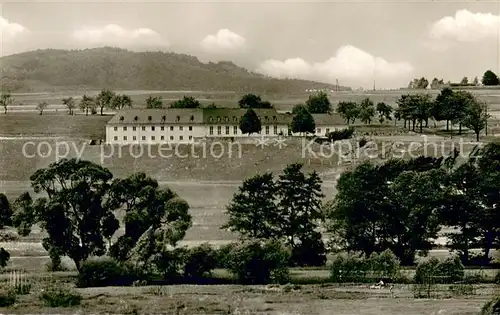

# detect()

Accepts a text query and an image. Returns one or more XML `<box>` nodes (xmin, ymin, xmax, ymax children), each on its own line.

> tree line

<box><xmin>407</xmin><ymin>70</ymin><xmax>500</xmax><ymax>89</ymax></box>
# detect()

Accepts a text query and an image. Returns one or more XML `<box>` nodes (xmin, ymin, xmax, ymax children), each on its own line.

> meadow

<box><xmin>2</xmin><ymin>90</ymin><xmax>500</xmax><ymax>314</ymax></box>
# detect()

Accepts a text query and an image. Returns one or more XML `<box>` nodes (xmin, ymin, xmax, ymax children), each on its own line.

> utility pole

<box><xmin>336</xmin><ymin>79</ymin><xmax>339</xmax><ymax>91</ymax></box>
<box><xmin>373</xmin><ymin>80</ymin><xmax>376</xmax><ymax>91</ymax></box>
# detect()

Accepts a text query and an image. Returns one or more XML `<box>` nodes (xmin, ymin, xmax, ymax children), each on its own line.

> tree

<box><xmin>276</xmin><ymin>163</ymin><xmax>325</xmax><ymax>266</ymax></box>
<box><xmin>376</xmin><ymin>102</ymin><xmax>393</xmax><ymax>124</ymax></box>
<box><xmin>170</xmin><ymin>96</ymin><xmax>201</xmax><ymax>109</ymax></box>
<box><xmin>79</xmin><ymin>94</ymin><xmax>96</xmax><ymax>116</ymax></box>
<box><xmin>337</xmin><ymin>101</ymin><xmax>359</xmax><ymax>124</ymax></box>
<box><xmin>146</xmin><ymin>96</ymin><xmax>163</xmax><ymax>109</ymax></box>
<box><xmin>460</xmin><ymin>77</ymin><xmax>469</xmax><ymax>85</ymax></box>
<box><xmin>222</xmin><ymin>173</ymin><xmax>279</xmax><ymax>239</ymax></box>
<box><xmin>326</xmin><ymin>157</ymin><xmax>446</xmax><ymax>264</ymax></box>
<box><xmin>433</xmin><ymin>88</ymin><xmax>454</xmax><ymax>130</ymax></box>
<box><xmin>473</xmin><ymin>76</ymin><xmax>479</xmax><ymax>85</ymax></box>
<box><xmin>413</xmin><ymin>93</ymin><xmax>433</xmax><ymax>133</ymax></box>
<box><xmin>95</xmin><ymin>89</ymin><xmax>116</xmax><ymax>115</ymax></box>
<box><xmin>0</xmin><ymin>92</ymin><xmax>14</xmax><ymax>114</ymax></box>
<box><xmin>36</xmin><ymin>101</ymin><xmax>48</xmax><ymax>115</ymax></box>
<box><xmin>461</xmin><ymin>97</ymin><xmax>489</xmax><ymax>141</ymax></box>
<box><xmin>0</xmin><ymin>193</ymin><xmax>12</xmax><ymax>268</ymax></box>
<box><xmin>358</xmin><ymin>98</ymin><xmax>375</xmax><ymax>124</ymax></box>
<box><xmin>305</xmin><ymin>91</ymin><xmax>332</xmax><ymax>114</ymax></box>
<box><xmin>111</xmin><ymin>94</ymin><xmax>133</xmax><ymax>110</ymax></box>
<box><xmin>0</xmin><ymin>193</ymin><xmax>13</xmax><ymax>229</ymax></box>
<box><xmin>205</xmin><ymin>103</ymin><xmax>217</xmax><ymax>109</ymax></box>
<box><xmin>291</xmin><ymin>105</ymin><xmax>315</xmax><ymax>135</ymax></box>
<box><xmin>106</xmin><ymin>173</ymin><xmax>191</xmax><ymax>263</ymax></box>
<box><xmin>239</xmin><ymin>108</ymin><xmax>262</xmax><ymax>135</ymax></box>
<box><xmin>62</xmin><ymin>97</ymin><xmax>76</xmax><ymax>115</ymax></box>
<box><xmin>238</xmin><ymin>94</ymin><xmax>273</xmax><ymax>109</ymax></box>
<box><xmin>441</xmin><ymin>161</ymin><xmax>483</xmax><ymax>264</ymax></box>
<box><xmin>482</xmin><ymin>70</ymin><xmax>500</xmax><ymax>86</ymax></box>
<box><xmin>12</xmin><ymin>159</ymin><xmax>120</xmax><ymax>271</ymax></box>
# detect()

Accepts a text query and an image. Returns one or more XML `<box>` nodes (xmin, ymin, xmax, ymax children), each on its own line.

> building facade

<box><xmin>106</xmin><ymin>108</ymin><xmax>347</xmax><ymax>145</ymax></box>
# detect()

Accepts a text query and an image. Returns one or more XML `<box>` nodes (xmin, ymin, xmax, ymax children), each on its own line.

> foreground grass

<box><xmin>1</xmin><ymin>283</ymin><xmax>498</xmax><ymax>314</ymax></box>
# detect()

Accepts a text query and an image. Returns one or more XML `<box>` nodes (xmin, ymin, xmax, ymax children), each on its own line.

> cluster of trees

<box><xmin>407</xmin><ymin>70</ymin><xmax>499</xmax><ymax>89</ymax></box>
<box><xmin>1</xmin><ymin>159</ymin><xmax>192</xmax><ymax>272</ymax></box>
<box><xmin>60</xmin><ymin>90</ymin><xmax>133</xmax><ymax>116</ymax></box>
<box><xmin>336</xmin><ymin>98</ymin><xmax>392</xmax><ymax>126</ymax></box>
<box><xmin>395</xmin><ymin>88</ymin><xmax>489</xmax><ymax>140</ymax></box>
<box><xmin>327</xmin><ymin>144</ymin><xmax>500</xmax><ymax>266</ymax></box>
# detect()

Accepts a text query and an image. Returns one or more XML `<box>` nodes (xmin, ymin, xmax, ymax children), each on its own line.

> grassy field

<box><xmin>0</xmin><ymin>283</ymin><xmax>496</xmax><ymax>314</ymax></box>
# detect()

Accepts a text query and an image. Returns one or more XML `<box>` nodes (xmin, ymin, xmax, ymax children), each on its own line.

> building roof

<box><xmin>107</xmin><ymin>108</ymin><xmax>347</xmax><ymax>126</ymax></box>
<box><xmin>107</xmin><ymin>108</ymin><xmax>204</xmax><ymax>125</ymax></box>
<box><xmin>202</xmin><ymin>108</ymin><xmax>290</xmax><ymax>125</ymax></box>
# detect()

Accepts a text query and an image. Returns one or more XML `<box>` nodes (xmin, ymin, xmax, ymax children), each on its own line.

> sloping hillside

<box><xmin>0</xmin><ymin>47</ymin><xmax>349</xmax><ymax>93</ymax></box>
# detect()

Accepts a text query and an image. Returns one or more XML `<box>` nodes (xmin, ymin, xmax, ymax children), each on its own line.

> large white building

<box><xmin>105</xmin><ymin>108</ymin><xmax>348</xmax><ymax>145</ymax></box>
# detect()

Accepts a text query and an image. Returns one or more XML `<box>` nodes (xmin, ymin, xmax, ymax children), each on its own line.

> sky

<box><xmin>1</xmin><ymin>0</ymin><xmax>499</xmax><ymax>89</ymax></box>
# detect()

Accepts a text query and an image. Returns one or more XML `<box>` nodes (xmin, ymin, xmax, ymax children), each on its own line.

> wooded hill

<box><xmin>0</xmin><ymin>47</ymin><xmax>349</xmax><ymax>93</ymax></box>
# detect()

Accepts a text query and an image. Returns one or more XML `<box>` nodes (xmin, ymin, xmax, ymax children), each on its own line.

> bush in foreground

<box><xmin>39</xmin><ymin>287</ymin><xmax>81</xmax><ymax>307</ymax></box>
<box><xmin>481</xmin><ymin>295</ymin><xmax>500</xmax><ymax>315</ymax></box>
<box><xmin>76</xmin><ymin>256</ymin><xmax>138</xmax><ymax>287</ymax></box>
<box><xmin>0</xmin><ymin>289</ymin><xmax>16</xmax><ymax>307</ymax></box>
<box><xmin>414</xmin><ymin>256</ymin><xmax>464</xmax><ymax>284</ymax></box>
<box><xmin>226</xmin><ymin>240</ymin><xmax>291</xmax><ymax>284</ymax></box>
<box><xmin>330</xmin><ymin>249</ymin><xmax>401</xmax><ymax>283</ymax></box>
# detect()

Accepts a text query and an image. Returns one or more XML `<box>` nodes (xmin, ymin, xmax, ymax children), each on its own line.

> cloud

<box><xmin>0</xmin><ymin>16</ymin><xmax>29</xmax><ymax>42</ymax></box>
<box><xmin>200</xmin><ymin>29</ymin><xmax>246</xmax><ymax>53</ymax></box>
<box><xmin>71</xmin><ymin>24</ymin><xmax>167</xmax><ymax>49</ymax></box>
<box><xmin>0</xmin><ymin>16</ymin><xmax>30</xmax><ymax>56</ymax></box>
<box><xmin>426</xmin><ymin>9</ymin><xmax>500</xmax><ymax>50</ymax></box>
<box><xmin>256</xmin><ymin>45</ymin><xmax>414</xmax><ymax>89</ymax></box>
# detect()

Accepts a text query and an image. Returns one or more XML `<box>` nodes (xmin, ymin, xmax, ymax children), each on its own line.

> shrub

<box><xmin>326</xmin><ymin>127</ymin><xmax>354</xmax><ymax>143</ymax></box>
<box><xmin>39</xmin><ymin>287</ymin><xmax>81</xmax><ymax>307</ymax></box>
<box><xmin>0</xmin><ymin>289</ymin><xmax>16</xmax><ymax>307</ymax></box>
<box><xmin>481</xmin><ymin>295</ymin><xmax>500</xmax><ymax>315</ymax></box>
<box><xmin>290</xmin><ymin>231</ymin><xmax>327</xmax><ymax>267</ymax></box>
<box><xmin>153</xmin><ymin>247</ymin><xmax>188</xmax><ymax>280</ymax></box>
<box><xmin>215</xmin><ymin>243</ymin><xmax>237</xmax><ymax>269</ymax></box>
<box><xmin>438</xmin><ymin>256</ymin><xmax>464</xmax><ymax>283</ymax></box>
<box><xmin>183</xmin><ymin>244</ymin><xmax>218</xmax><ymax>279</ymax></box>
<box><xmin>226</xmin><ymin>240</ymin><xmax>290</xmax><ymax>284</ymax></box>
<box><xmin>330</xmin><ymin>252</ymin><xmax>369</xmax><ymax>283</ymax></box>
<box><xmin>76</xmin><ymin>256</ymin><xmax>137</xmax><ymax>287</ymax></box>
<box><xmin>368</xmin><ymin>249</ymin><xmax>401</xmax><ymax>281</ymax></box>
<box><xmin>414</xmin><ymin>256</ymin><xmax>464</xmax><ymax>284</ymax></box>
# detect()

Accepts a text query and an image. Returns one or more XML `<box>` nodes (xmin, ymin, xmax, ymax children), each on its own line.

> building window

<box><xmin>170</xmin><ymin>136</ymin><xmax>174</xmax><ymax>140</ymax></box>
<box><xmin>265</xmin><ymin>116</ymin><xmax>268</xmax><ymax>121</ymax></box>
<box><xmin>224</xmin><ymin>117</ymin><xmax>229</xmax><ymax>122</ymax></box>
<box><xmin>317</xmin><ymin>128</ymin><xmax>321</xmax><ymax>133</ymax></box>
<box><xmin>225</xmin><ymin>126</ymin><xmax>230</xmax><ymax>135</ymax></box>
<box><xmin>133</xmin><ymin>127</ymin><xmax>136</xmax><ymax>131</ymax></box>
<box><xmin>209</xmin><ymin>126</ymin><xmax>214</xmax><ymax>135</ymax></box>
<box><xmin>209</xmin><ymin>117</ymin><xmax>213</xmax><ymax>122</ymax></box>
<box><xmin>189</xmin><ymin>136</ymin><xmax>193</xmax><ymax>140</ymax></box>
<box><xmin>114</xmin><ymin>127</ymin><xmax>117</xmax><ymax>131</ymax></box>
<box><xmin>326</xmin><ymin>128</ymin><xmax>330</xmax><ymax>134</ymax></box>
<box><xmin>217</xmin><ymin>126</ymin><xmax>222</xmax><ymax>135</ymax></box>
<box><xmin>179</xmin><ymin>136</ymin><xmax>183</xmax><ymax>141</ymax></box>
<box><xmin>274</xmin><ymin>126</ymin><xmax>278</xmax><ymax>135</ymax></box>
<box><xmin>151</xmin><ymin>136</ymin><xmax>155</xmax><ymax>141</ymax></box>
<box><xmin>234</xmin><ymin>126</ymin><xmax>238</xmax><ymax>134</ymax></box>
<box><xmin>142</xmin><ymin>126</ymin><xmax>146</xmax><ymax>131</ymax></box>
<box><xmin>273</xmin><ymin>116</ymin><xmax>277</xmax><ymax>121</ymax></box>
<box><xmin>161</xmin><ymin>126</ymin><xmax>164</xmax><ymax>131</ymax></box>
<box><xmin>217</xmin><ymin>116</ymin><xmax>221</xmax><ymax>122</ymax></box>
<box><xmin>170</xmin><ymin>126</ymin><xmax>174</xmax><ymax>131</ymax></box>
<box><xmin>123</xmin><ymin>136</ymin><xmax>127</xmax><ymax>141</ymax></box>
<box><xmin>179</xmin><ymin>126</ymin><xmax>183</xmax><ymax>131</ymax></box>
<box><xmin>152</xmin><ymin>126</ymin><xmax>155</xmax><ymax>131</ymax></box>
<box><xmin>113</xmin><ymin>136</ymin><xmax>118</xmax><ymax>140</ymax></box>
<box><xmin>233</xmin><ymin>116</ymin><xmax>237</xmax><ymax>122</ymax></box>
<box><xmin>189</xmin><ymin>126</ymin><xmax>192</xmax><ymax>131</ymax></box>
<box><xmin>142</xmin><ymin>136</ymin><xmax>146</xmax><ymax>140</ymax></box>
<box><xmin>123</xmin><ymin>126</ymin><xmax>127</xmax><ymax>131</ymax></box>
<box><xmin>161</xmin><ymin>136</ymin><xmax>164</xmax><ymax>141</ymax></box>
<box><xmin>265</xmin><ymin>126</ymin><xmax>270</xmax><ymax>135</ymax></box>
<box><xmin>133</xmin><ymin>136</ymin><xmax>136</xmax><ymax>141</ymax></box>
